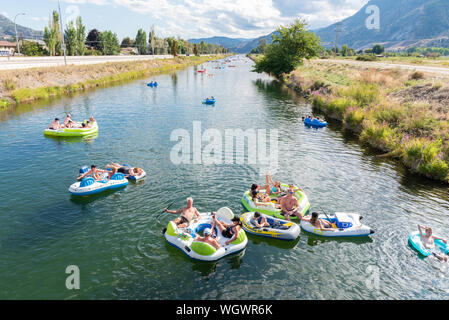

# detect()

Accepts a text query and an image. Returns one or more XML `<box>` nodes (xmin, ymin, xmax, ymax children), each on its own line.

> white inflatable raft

<box><xmin>164</xmin><ymin>207</ymin><xmax>248</xmax><ymax>261</ymax></box>
<box><xmin>241</xmin><ymin>212</ymin><xmax>300</xmax><ymax>241</ymax></box>
<box><xmin>120</xmin><ymin>164</ymin><xmax>146</xmax><ymax>181</ymax></box>
<box><xmin>69</xmin><ymin>172</ymin><xmax>128</xmax><ymax>196</ymax></box>
<box><xmin>300</xmin><ymin>212</ymin><xmax>374</xmax><ymax>237</ymax></box>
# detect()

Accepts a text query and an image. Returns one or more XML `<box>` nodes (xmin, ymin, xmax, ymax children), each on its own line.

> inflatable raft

<box><xmin>203</xmin><ymin>98</ymin><xmax>216</xmax><ymax>105</ymax></box>
<box><xmin>241</xmin><ymin>212</ymin><xmax>300</xmax><ymax>241</ymax></box>
<box><xmin>304</xmin><ymin>118</ymin><xmax>327</xmax><ymax>128</ymax></box>
<box><xmin>69</xmin><ymin>168</ymin><xmax>128</xmax><ymax>196</ymax></box>
<box><xmin>300</xmin><ymin>212</ymin><xmax>374</xmax><ymax>237</ymax></box>
<box><xmin>120</xmin><ymin>164</ymin><xmax>146</xmax><ymax>181</ymax></box>
<box><xmin>409</xmin><ymin>231</ymin><xmax>449</xmax><ymax>257</ymax></box>
<box><xmin>241</xmin><ymin>184</ymin><xmax>310</xmax><ymax>221</ymax></box>
<box><xmin>147</xmin><ymin>82</ymin><xmax>158</xmax><ymax>87</ymax></box>
<box><xmin>164</xmin><ymin>207</ymin><xmax>247</xmax><ymax>261</ymax></box>
<box><xmin>44</xmin><ymin>121</ymin><xmax>98</xmax><ymax>137</ymax></box>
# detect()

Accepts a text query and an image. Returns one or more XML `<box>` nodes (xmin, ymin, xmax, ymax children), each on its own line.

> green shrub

<box><xmin>402</xmin><ymin>138</ymin><xmax>449</xmax><ymax>181</ymax></box>
<box><xmin>360</xmin><ymin>122</ymin><xmax>398</xmax><ymax>151</ymax></box>
<box><xmin>343</xmin><ymin>108</ymin><xmax>365</xmax><ymax>132</ymax></box>
<box><xmin>340</xmin><ymin>83</ymin><xmax>379</xmax><ymax>106</ymax></box>
<box><xmin>373</xmin><ymin>104</ymin><xmax>408</xmax><ymax>126</ymax></box>
<box><xmin>326</xmin><ymin>97</ymin><xmax>354</xmax><ymax>120</ymax></box>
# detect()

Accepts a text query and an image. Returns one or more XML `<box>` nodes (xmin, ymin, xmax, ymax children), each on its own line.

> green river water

<box><xmin>0</xmin><ymin>56</ymin><xmax>448</xmax><ymax>299</ymax></box>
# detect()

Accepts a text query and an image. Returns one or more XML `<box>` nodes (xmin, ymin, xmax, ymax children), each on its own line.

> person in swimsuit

<box><xmin>107</xmin><ymin>163</ymin><xmax>143</xmax><ymax>177</ymax></box>
<box><xmin>250</xmin><ymin>212</ymin><xmax>270</xmax><ymax>228</ymax></box>
<box><xmin>210</xmin><ymin>213</ymin><xmax>242</xmax><ymax>246</ymax></box>
<box><xmin>63</xmin><ymin>114</ymin><xmax>75</xmax><ymax>128</ymax></box>
<box><xmin>77</xmin><ymin>165</ymin><xmax>107</xmax><ymax>181</ymax></box>
<box><xmin>250</xmin><ymin>190</ymin><xmax>281</xmax><ymax>208</ymax></box>
<box><xmin>266</xmin><ymin>171</ymin><xmax>282</xmax><ymax>195</ymax></box>
<box><xmin>89</xmin><ymin>116</ymin><xmax>96</xmax><ymax>124</ymax></box>
<box><xmin>280</xmin><ymin>188</ymin><xmax>301</xmax><ymax>221</ymax></box>
<box><xmin>48</xmin><ymin>118</ymin><xmax>62</xmax><ymax>130</ymax></box>
<box><xmin>165</xmin><ymin>197</ymin><xmax>200</xmax><ymax>229</ymax></box>
<box><xmin>418</xmin><ymin>225</ymin><xmax>448</xmax><ymax>262</ymax></box>
<box><xmin>194</xmin><ymin>228</ymin><xmax>220</xmax><ymax>250</ymax></box>
<box><xmin>301</xmin><ymin>212</ymin><xmax>335</xmax><ymax>231</ymax></box>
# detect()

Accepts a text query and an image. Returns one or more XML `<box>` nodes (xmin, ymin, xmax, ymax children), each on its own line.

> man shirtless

<box><xmin>280</xmin><ymin>188</ymin><xmax>301</xmax><ymax>221</ymax></box>
<box><xmin>194</xmin><ymin>228</ymin><xmax>220</xmax><ymax>250</ymax></box>
<box><xmin>48</xmin><ymin>118</ymin><xmax>62</xmax><ymax>130</ymax></box>
<box><xmin>165</xmin><ymin>197</ymin><xmax>200</xmax><ymax>228</ymax></box>
<box><xmin>418</xmin><ymin>225</ymin><xmax>448</xmax><ymax>262</ymax></box>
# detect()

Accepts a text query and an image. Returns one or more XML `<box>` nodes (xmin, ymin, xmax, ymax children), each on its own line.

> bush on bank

<box><xmin>292</xmin><ymin>65</ymin><xmax>449</xmax><ymax>183</ymax></box>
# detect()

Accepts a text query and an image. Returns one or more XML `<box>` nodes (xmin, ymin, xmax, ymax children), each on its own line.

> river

<box><xmin>0</xmin><ymin>56</ymin><xmax>448</xmax><ymax>299</ymax></box>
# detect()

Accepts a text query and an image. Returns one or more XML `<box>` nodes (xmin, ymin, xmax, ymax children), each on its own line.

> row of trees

<box><xmin>130</xmin><ymin>28</ymin><xmax>227</xmax><ymax>56</ymax></box>
<box><xmin>39</xmin><ymin>9</ymin><xmax>227</xmax><ymax>57</ymax></box>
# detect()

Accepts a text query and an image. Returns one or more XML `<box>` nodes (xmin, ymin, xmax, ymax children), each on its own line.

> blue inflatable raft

<box><xmin>409</xmin><ymin>231</ymin><xmax>449</xmax><ymax>257</ymax></box>
<box><xmin>304</xmin><ymin>118</ymin><xmax>327</xmax><ymax>128</ymax></box>
<box><xmin>203</xmin><ymin>98</ymin><xmax>216</xmax><ymax>105</ymax></box>
<box><xmin>147</xmin><ymin>82</ymin><xmax>158</xmax><ymax>87</ymax></box>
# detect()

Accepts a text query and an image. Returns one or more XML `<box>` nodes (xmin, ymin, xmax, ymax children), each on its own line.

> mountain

<box><xmin>0</xmin><ymin>14</ymin><xmax>43</xmax><ymax>39</ymax></box>
<box><xmin>189</xmin><ymin>36</ymin><xmax>250</xmax><ymax>49</ymax></box>
<box><xmin>314</xmin><ymin>0</ymin><xmax>449</xmax><ymax>50</ymax></box>
<box><xmin>189</xmin><ymin>32</ymin><xmax>276</xmax><ymax>53</ymax></box>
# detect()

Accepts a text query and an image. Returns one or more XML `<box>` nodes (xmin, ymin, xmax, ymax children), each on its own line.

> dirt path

<box><xmin>320</xmin><ymin>58</ymin><xmax>449</xmax><ymax>77</ymax></box>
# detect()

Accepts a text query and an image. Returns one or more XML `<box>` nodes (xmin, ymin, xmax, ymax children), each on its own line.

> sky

<box><xmin>1</xmin><ymin>0</ymin><xmax>370</xmax><ymax>40</ymax></box>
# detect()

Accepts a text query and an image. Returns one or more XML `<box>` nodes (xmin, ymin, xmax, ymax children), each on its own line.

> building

<box><xmin>0</xmin><ymin>41</ymin><xmax>16</xmax><ymax>56</ymax></box>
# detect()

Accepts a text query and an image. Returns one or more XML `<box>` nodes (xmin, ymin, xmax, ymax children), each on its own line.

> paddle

<box><xmin>321</xmin><ymin>207</ymin><xmax>338</xmax><ymax>229</ymax></box>
<box><xmin>156</xmin><ymin>201</ymin><xmax>175</xmax><ymax>221</ymax></box>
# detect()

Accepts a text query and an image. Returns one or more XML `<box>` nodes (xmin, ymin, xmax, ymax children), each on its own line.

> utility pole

<box><xmin>334</xmin><ymin>22</ymin><xmax>342</xmax><ymax>58</ymax></box>
<box><xmin>14</xmin><ymin>13</ymin><xmax>26</xmax><ymax>55</ymax></box>
<box><xmin>58</xmin><ymin>0</ymin><xmax>67</xmax><ymax>66</ymax></box>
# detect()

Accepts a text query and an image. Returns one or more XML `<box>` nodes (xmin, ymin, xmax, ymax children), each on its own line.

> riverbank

<box><xmin>0</xmin><ymin>55</ymin><xmax>227</xmax><ymax>107</ymax></box>
<box><xmin>284</xmin><ymin>59</ymin><xmax>449</xmax><ymax>183</ymax></box>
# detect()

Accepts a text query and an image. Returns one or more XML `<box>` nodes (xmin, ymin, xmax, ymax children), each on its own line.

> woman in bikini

<box><xmin>211</xmin><ymin>213</ymin><xmax>242</xmax><ymax>246</ymax></box>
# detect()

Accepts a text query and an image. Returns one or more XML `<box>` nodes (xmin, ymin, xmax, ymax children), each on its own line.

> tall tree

<box><xmin>199</xmin><ymin>40</ymin><xmax>205</xmax><ymax>55</ymax></box>
<box><xmin>99</xmin><ymin>30</ymin><xmax>120</xmax><ymax>55</ymax></box>
<box><xmin>43</xmin><ymin>11</ymin><xmax>61</xmax><ymax>56</ymax></box>
<box><xmin>193</xmin><ymin>43</ymin><xmax>199</xmax><ymax>56</ymax></box>
<box><xmin>150</xmin><ymin>25</ymin><xmax>155</xmax><ymax>55</ymax></box>
<box><xmin>172</xmin><ymin>39</ymin><xmax>178</xmax><ymax>57</ymax></box>
<box><xmin>64</xmin><ymin>21</ymin><xmax>77</xmax><ymax>56</ymax></box>
<box><xmin>86</xmin><ymin>29</ymin><xmax>101</xmax><ymax>50</ymax></box>
<box><xmin>75</xmin><ymin>16</ymin><xmax>86</xmax><ymax>56</ymax></box>
<box><xmin>135</xmin><ymin>29</ymin><xmax>147</xmax><ymax>55</ymax></box>
<box><xmin>253</xmin><ymin>19</ymin><xmax>322</xmax><ymax>78</ymax></box>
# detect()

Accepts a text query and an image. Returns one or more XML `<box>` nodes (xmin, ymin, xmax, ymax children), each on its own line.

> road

<box><xmin>0</xmin><ymin>54</ymin><xmax>195</xmax><ymax>70</ymax></box>
<box><xmin>317</xmin><ymin>58</ymin><xmax>449</xmax><ymax>77</ymax></box>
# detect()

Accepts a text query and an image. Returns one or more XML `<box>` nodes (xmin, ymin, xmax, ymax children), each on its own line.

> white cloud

<box><xmin>62</xmin><ymin>0</ymin><xmax>369</xmax><ymax>39</ymax></box>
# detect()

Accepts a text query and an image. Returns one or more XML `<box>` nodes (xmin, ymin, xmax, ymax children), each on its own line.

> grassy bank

<box><xmin>0</xmin><ymin>55</ymin><xmax>227</xmax><ymax>106</ymax></box>
<box><xmin>285</xmin><ymin>59</ymin><xmax>449</xmax><ymax>183</ymax></box>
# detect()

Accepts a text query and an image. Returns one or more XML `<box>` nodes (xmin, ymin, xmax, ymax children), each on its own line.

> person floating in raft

<box><xmin>250</xmin><ymin>189</ymin><xmax>281</xmax><ymax>208</ymax></box>
<box><xmin>194</xmin><ymin>228</ymin><xmax>220</xmax><ymax>250</ymax></box>
<box><xmin>301</xmin><ymin>212</ymin><xmax>336</xmax><ymax>232</ymax></box>
<box><xmin>418</xmin><ymin>225</ymin><xmax>448</xmax><ymax>262</ymax></box>
<box><xmin>280</xmin><ymin>187</ymin><xmax>303</xmax><ymax>221</ymax></box>
<box><xmin>250</xmin><ymin>212</ymin><xmax>270</xmax><ymax>228</ymax></box>
<box><xmin>48</xmin><ymin>118</ymin><xmax>62</xmax><ymax>130</ymax></box>
<box><xmin>77</xmin><ymin>165</ymin><xmax>108</xmax><ymax>181</ymax></box>
<box><xmin>63</xmin><ymin>114</ymin><xmax>75</xmax><ymax>128</ymax></box>
<box><xmin>210</xmin><ymin>213</ymin><xmax>243</xmax><ymax>246</ymax></box>
<box><xmin>106</xmin><ymin>163</ymin><xmax>144</xmax><ymax>178</ymax></box>
<box><xmin>164</xmin><ymin>197</ymin><xmax>200</xmax><ymax>229</ymax></box>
